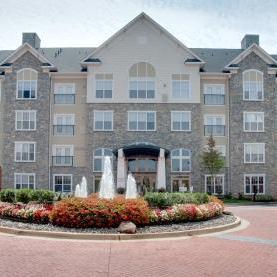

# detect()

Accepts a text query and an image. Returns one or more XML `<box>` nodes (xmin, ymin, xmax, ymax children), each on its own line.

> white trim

<box><xmin>244</xmin><ymin>174</ymin><xmax>265</xmax><ymax>195</ymax></box>
<box><xmin>14</xmin><ymin>141</ymin><xmax>36</xmax><ymax>162</ymax></box>
<box><xmin>15</xmin><ymin>110</ymin><xmax>37</xmax><ymax>131</ymax></box>
<box><xmin>94</xmin><ymin>73</ymin><xmax>114</xmax><ymax>100</ymax></box>
<box><xmin>242</xmin><ymin>69</ymin><xmax>264</xmax><ymax>101</ymax></box>
<box><xmin>93</xmin><ymin>110</ymin><xmax>114</xmax><ymax>131</ymax></box>
<box><xmin>171</xmin><ymin>111</ymin><xmax>191</xmax><ymax>132</ymax></box>
<box><xmin>14</xmin><ymin>173</ymin><xmax>36</xmax><ymax>190</ymax></box>
<box><xmin>243</xmin><ymin>111</ymin><xmax>264</xmax><ymax>132</ymax></box>
<box><xmin>127</xmin><ymin>111</ymin><xmax>156</xmax><ymax>131</ymax></box>
<box><xmin>93</xmin><ymin>148</ymin><xmax>113</xmax><ymax>172</ymax></box>
<box><xmin>205</xmin><ymin>174</ymin><xmax>225</xmax><ymax>195</ymax></box>
<box><xmin>170</xmin><ymin>73</ymin><xmax>192</xmax><ymax>101</ymax></box>
<box><xmin>16</xmin><ymin>68</ymin><xmax>38</xmax><ymax>100</ymax></box>
<box><xmin>244</xmin><ymin>143</ymin><xmax>265</xmax><ymax>164</ymax></box>
<box><xmin>53</xmin><ymin>174</ymin><xmax>73</xmax><ymax>193</ymax></box>
<box><xmin>53</xmin><ymin>83</ymin><xmax>76</xmax><ymax>94</ymax></box>
<box><xmin>171</xmin><ymin>148</ymin><xmax>191</xmax><ymax>173</ymax></box>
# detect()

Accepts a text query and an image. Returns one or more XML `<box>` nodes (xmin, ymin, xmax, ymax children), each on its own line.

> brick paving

<box><xmin>0</xmin><ymin>205</ymin><xmax>276</xmax><ymax>277</ymax></box>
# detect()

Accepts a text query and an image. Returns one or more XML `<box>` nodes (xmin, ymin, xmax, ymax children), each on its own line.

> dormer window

<box><xmin>129</xmin><ymin>62</ymin><xmax>155</xmax><ymax>99</ymax></box>
<box><xmin>243</xmin><ymin>70</ymin><xmax>263</xmax><ymax>101</ymax></box>
<box><xmin>17</xmin><ymin>69</ymin><xmax>37</xmax><ymax>99</ymax></box>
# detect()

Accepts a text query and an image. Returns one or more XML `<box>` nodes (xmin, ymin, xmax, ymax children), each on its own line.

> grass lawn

<box><xmin>223</xmin><ymin>198</ymin><xmax>255</xmax><ymax>205</ymax></box>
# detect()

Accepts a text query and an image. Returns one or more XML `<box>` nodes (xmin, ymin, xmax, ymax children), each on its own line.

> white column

<box><xmin>117</xmin><ymin>148</ymin><xmax>126</xmax><ymax>188</ymax></box>
<box><xmin>156</xmin><ymin>148</ymin><xmax>166</xmax><ymax>190</ymax></box>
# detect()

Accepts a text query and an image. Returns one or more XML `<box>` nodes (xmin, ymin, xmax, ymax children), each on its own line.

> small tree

<box><xmin>200</xmin><ymin>136</ymin><xmax>225</xmax><ymax>194</ymax></box>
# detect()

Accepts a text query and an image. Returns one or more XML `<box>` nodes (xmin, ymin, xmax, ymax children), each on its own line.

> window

<box><xmin>15</xmin><ymin>142</ymin><xmax>35</xmax><ymax>162</ymax></box>
<box><xmin>95</xmin><ymin>74</ymin><xmax>113</xmax><ymax>98</ymax></box>
<box><xmin>205</xmin><ymin>175</ymin><xmax>224</xmax><ymax>195</ymax></box>
<box><xmin>244</xmin><ymin>174</ymin><xmax>265</xmax><ymax>195</ymax></box>
<box><xmin>94</xmin><ymin>111</ymin><xmax>113</xmax><ymax>131</ymax></box>
<box><xmin>52</xmin><ymin>145</ymin><xmax>74</xmax><ymax>166</ymax></box>
<box><xmin>17</xmin><ymin>69</ymin><xmax>37</xmax><ymax>99</ymax></box>
<box><xmin>129</xmin><ymin>62</ymin><xmax>155</xmax><ymax>99</ymax></box>
<box><xmin>171</xmin><ymin>74</ymin><xmax>191</xmax><ymax>100</ymax></box>
<box><xmin>243</xmin><ymin>112</ymin><xmax>264</xmax><ymax>132</ymax></box>
<box><xmin>171</xmin><ymin>149</ymin><xmax>191</xmax><ymax>172</ymax></box>
<box><xmin>53</xmin><ymin>114</ymin><xmax>75</xmax><ymax>136</ymax></box>
<box><xmin>204</xmin><ymin>84</ymin><xmax>225</xmax><ymax>105</ymax></box>
<box><xmin>243</xmin><ymin>70</ymin><xmax>263</xmax><ymax>100</ymax></box>
<box><xmin>215</xmin><ymin>145</ymin><xmax>226</xmax><ymax>157</ymax></box>
<box><xmin>171</xmin><ymin>111</ymin><xmax>191</xmax><ymax>131</ymax></box>
<box><xmin>128</xmin><ymin>111</ymin><xmax>156</xmax><ymax>131</ymax></box>
<box><xmin>14</xmin><ymin>173</ymin><xmax>35</xmax><ymax>189</ymax></box>
<box><xmin>128</xmin><ymin>158</ymin><xmax>157</xmax><ymax>173</ymax></box>
<box><xmin>93</xmin><ymin>148</ymin><xmax>113</xmax><ymax>172</ymax></box>
<box><xmin>244</xmin><ymin>143</ymin><xmax>265</xmax><ymax>163</ymax></box>
<box><xmin>54</xmin><ymin>83</ymin><xmax>75</xmax><ymax>104</ymax></box>
<box><xmin>171</xmin><ymin>176</ymin><xmax>191</xmax><ymax>192</ymax></box>
<box><xmin>15</xmin><ymin>110</ymin><xmax>36</xmax><ymax>130</ymax></box>
<box><xmin>53</xmin><ymin>175</ymin><xmax>72</xmax><ymax>193</ymax></box>
<box><xmin>204</xmin><ymin>115</ymin><xmax>225</xmax><ymax>136</ymax></box>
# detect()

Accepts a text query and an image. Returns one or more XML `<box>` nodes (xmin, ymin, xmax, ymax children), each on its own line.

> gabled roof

<box><xmin>0</xmin><ymin>43</ymin><xmax>56</xmax><ymax>68</ymax></box>
<box><xmin>82</xmin><ymin>12</ymin><xmax>205</xmax><ymax>64</ymax></box>
<box><xmin>225</xmin><ymin>43</ymin><xmax>277</xmax><ymax>69</ymax></box>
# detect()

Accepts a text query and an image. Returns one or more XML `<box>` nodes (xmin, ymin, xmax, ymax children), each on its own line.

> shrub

<box><xmin>0</xmin><ymin>189</ymin><xmax>16</xmax><ymax>203</ymax></box>
<box><xmin>16</xmin><ymin>189</ymin><xmax>32</xmax><ymax>204</ymax></box>
<box><xmin>209</xmin><ymin>195</ymin><xmax>224</xmax><ymax>207</ymax></box>
<box><xmin>254</xmin><ymin>195</ymin><xmax>275</xmax><ymax>202</ymax></box>
<box><xmin>50</xmin><ymin>196</ymin><xmax>151</xmax><ymax>228</ymax></box>
<box><xmin>30</xmin><ymin>190</ymin><xmax>55</xmax><ymax>203</ymax></box>
<box><xmin>144</xmin><ymin>192</ymin><xmax>210</xmax><ymax>208</ymax></box>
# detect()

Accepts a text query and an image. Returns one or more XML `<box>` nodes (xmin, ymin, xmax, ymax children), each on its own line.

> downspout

<box><xmin>227</xmin><ymin>75</ymin><xmax>231</xmax><ymax>195</ymax></box>
<box><xmin>48</xmin><ymin>74</ymin><xmax>52</xmax><ymax>190</ymax></box>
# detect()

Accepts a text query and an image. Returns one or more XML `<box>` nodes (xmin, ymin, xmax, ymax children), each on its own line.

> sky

<box><xmin>0</xmin><ymin>0</ymin><xmax>276</xmax><ymax>53</ymax></box>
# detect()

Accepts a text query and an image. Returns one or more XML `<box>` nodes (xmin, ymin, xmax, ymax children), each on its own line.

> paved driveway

<box><xmin>0</xmin><ymin>205</ymin><xmax>276</xmax><ymax>277</ymax></box>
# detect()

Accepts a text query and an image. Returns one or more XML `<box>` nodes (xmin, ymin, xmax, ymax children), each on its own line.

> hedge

<box><xmin>144</xmin><ymin>192</ymin><xmax>210</xmax><ymax>208</ymax></box>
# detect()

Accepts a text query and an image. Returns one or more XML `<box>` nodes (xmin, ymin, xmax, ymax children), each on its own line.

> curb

<box><xmin>0</xmin><ymin>217</ymin><xmax>241</xmax><ymax>241</ymax></box>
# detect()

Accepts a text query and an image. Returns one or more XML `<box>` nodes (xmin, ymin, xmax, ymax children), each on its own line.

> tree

<box><xmin>200</xmin><ymin>136</ymin><xmax>225</xmax><ymax>191</ymax></box>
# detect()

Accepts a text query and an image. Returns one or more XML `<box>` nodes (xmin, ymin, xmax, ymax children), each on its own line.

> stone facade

<box><xmin>229</xmin><ymin>52</ymin><xmax>277</xmax><ymax>197</ymax></box>
<box><xmin>1</xmin><ymin>52</ymin><xmax>50</xmax><ymax>189</ymax></box>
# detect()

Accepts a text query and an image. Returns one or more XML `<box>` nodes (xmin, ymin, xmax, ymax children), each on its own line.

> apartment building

<box><xmin>0</xmin><ymin>13</ymin><xmax>276</xmax><ymax>197</ymax></box>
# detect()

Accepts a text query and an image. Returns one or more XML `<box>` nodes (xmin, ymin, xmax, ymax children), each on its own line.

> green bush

<box><xmin>30</xmin><ymin>190</ymin><xmax>55</xmax><ymax>203</ymax></box>
<box><xmin>0</xmin><ymin>189</ymin><xmax>16</xmax><ymax>203</ymax></box>
<box><xmin>144</xmin><ymin>192</ymin><xmax>210</xmax><ymax>208</ymax></box>
<box><xmin>254</xmin><ymin>195</ymin><xmax>275</xmax><ymax>202</ymax></box>
<box><xmin>16</xmin><ymin>189</ymin><xmax>32</xmax><ymax>204</ymax></box>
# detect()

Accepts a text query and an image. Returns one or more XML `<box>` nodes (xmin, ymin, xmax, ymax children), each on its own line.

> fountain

<box><xmin>125</xmin><ymin>173</ymin><xmax>138</xmax><ymax>199</ymax></box>
<box><xmin>99</xmin><ymin>156</ymin><xmax>115</xmax><ymax>199</ymax></box>
<box><xmin>74</xmin><ymin>177</ymin><xmax>88</xmax><ymax>198</ymax></box>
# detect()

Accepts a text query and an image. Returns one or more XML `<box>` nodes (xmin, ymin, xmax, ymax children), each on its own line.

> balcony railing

<box><xmin>53</xmin><ymin>125</ymin><xmax>74</xmax><ymax>136</ymax></box>
<box><xmin>204</xmin><ymin>94</ymin><xmax>225</xmax><ymax>105</ymax></box>
<box><xmin>52</xmin><ymin>156</ymin><xmax>74</xmax><ymax>166</ymax></box>
<box><xmin>54</xmin><ymin>94</ymin><xmax>75</xmax><ymax>104</ymax></box>
<box><xmin>204</xmin><ymin>125</ymin><xmax>225</xmax><ymax>136</ymax></box>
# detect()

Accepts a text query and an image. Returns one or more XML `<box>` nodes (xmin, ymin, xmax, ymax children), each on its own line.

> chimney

<box><xmin>22</xmin><ymin>33</ymin><xmax>41</xmax><ymax>49</ymax></box>
<box><xmin>241</xmin><ymin>34</ymin><xmax>259</xmax><ymax>49</ymax></box>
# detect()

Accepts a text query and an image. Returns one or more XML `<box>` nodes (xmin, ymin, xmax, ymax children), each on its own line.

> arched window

<box><xmin>129</xmin><ymin>62</ymin><xmax>155</xmax><ymax>99</ymax></box>
<box><xmin>17</xmin><ymin>68</ymin><xmax>38</xmax><ymax>99</ymax></box>
<box><xmin>243</xmin><ymin>70</ymin><xmax>263</xmax><ymax>101</ymax></box>
<box><xmin>171</xmin><ymin>149</ymin><xmax>191</xmax><ymax>172</ymax></box>
<box><xmin>93</xmin><ymin>148</ymin><xmax>113</xmax><ymax>172</ymax></box>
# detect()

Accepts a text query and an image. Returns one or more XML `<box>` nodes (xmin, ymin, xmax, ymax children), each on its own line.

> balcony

<box><xmin>53</xmin><ymin>125</ymin><xmax>74</xmax><ymax>136</ymax></box>
<box><xmin>54</xmin><ymin>94</ymin><xmax>75</xmax><ymax>104</ymax></box>
<box><xmin>204</xmin><ymin>125</ymin><xmax>225</xmax><ymax>136</ymax></box>
<box><xmin>52</xmin><ymin>156</ymin><xmax>74</xmax><ymax>166</ymax></box>
<box><xmin>204</xmin><ymin>94</ymin><xmax>225</xmax><ymax>105</ymax></box>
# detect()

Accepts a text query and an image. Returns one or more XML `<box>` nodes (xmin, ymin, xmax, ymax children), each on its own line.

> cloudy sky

<box><xmin>0</xmin><ymin>0</ymin><xmax>276</xmax><ymax>53</ymax></box>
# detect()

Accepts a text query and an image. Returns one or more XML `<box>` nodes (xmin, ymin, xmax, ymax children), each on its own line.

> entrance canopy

<box><xmin>113</xmin><ymin>142</ymin><xmax>169</xmax><ymax>157</ymax></box>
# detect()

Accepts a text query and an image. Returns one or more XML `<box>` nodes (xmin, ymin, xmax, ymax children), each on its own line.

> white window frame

<box><xmin>53</xmin><ymin>114</ymin><xmax>75</xmax><ymax>136</ymax></box>
<box><xmin>54</xmin><ymin>83</ymin><xmax>75</xmax><ymax>105</ymax></box>
<box><xmin>244</xmin><ymin>174</ymin><xmax>265</xmax><ymax>195</ymax></box>
<box><xmin>171</xmin><ymin>111</ymin><xmax>191</xmax><ymax>131</ymax></box>
<box><xmin>205</xmin><ymin>174</ymin><xmax>225</xmax><ymax>195</ymax></box>
<box><xmin>14</xmin><ymin>142</ymin><xmax>36</xmax><ymax>162</ymax></box>
<box><xmin>93</xmin><ymin>148</ymin><xmax>113</xmax><ymax>172</ymax></box>
<box><xmin>52</xmin><ymin>145</ymin><xmax>74</xmax><ymax>166</ymax></box>
<box><xmin>215</xmin><ymin>145</ymin><xmax>226</xmax><ymax>157</ymax></box>
<box><xmin>95</xmin><ymin>73</ymin><xmax>113</xmax><ymax>99</ymax></box>
<box><xmin>53</xmin><ymin>174</ymin><xmax>73</xmax><ymax>193</ymax></box>
<box><xmin>16</xmin><ymin>68</ymin><xmax>38</xmax><ymax>100</ymax></box>
<box><xmin>14</xmin><ymin>173</ymin><xmax>36</xmax><ymax>189</ymax></box>
<box><xmin>243</xmin><ymin>69</ymin><xmax>264</xmax><ymax>101</ymax></box>
<box><xmin>15</xmin><ymin>110</ymin><xmax>37</xmax><ymax>131</ymax></box>
<box><xmin>244</xmin><ymin>143</ymin><xmax>265</xmax><ymax>164</ymax></box>
<box><xmin>203</xmin><ymin>84</ymin><xmax>225</xmax><ymax>105</ymax></box>
<box><xmin>171</xmin><ymin>148</ymin><xmax>191</xmax><ymax>173</ymax></box>
<box><xmin>171</xmin><ymin>73</ymin><xmax>191</xmax><ymax>101</ymax></box>
<box><xmin>93</xmin><ymin>110</ymin><xmax>113</xmax><ymax>131</ymax></box>
<box><xmin>204</xmin><ymin>114</ymin><xmax>226</xmax><ymax>137</ymax></box>
<box><xmin>243</xmin><ymin>112</ymin><xmax>264</xmax><ymax>132</ymax></box>
<box><xmin>127</xmin><ymin>111</ymin><xmax>156</xmax><ymax>131</ymax></box>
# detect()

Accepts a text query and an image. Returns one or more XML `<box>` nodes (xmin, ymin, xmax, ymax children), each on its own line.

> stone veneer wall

<box><xmin>87</xmin><ymin>103</ymin><xmax>203</xmax><ymax>192</ymax></box>
<box><xmin>1</xmin><ymin>52</ymin><xmax>50</xmax><ymax>189</ymax></box>
<box><xmin>229</xmin><ymin>52</ymin><xmax>277</xmax><ymax>197</ymax></box>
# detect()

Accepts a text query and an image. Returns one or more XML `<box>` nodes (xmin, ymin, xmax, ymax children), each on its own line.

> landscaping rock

<box><xmin>118</xmin><ymin>222</ymin><xmax>137</xmax><ymax>234</ymax></box>
<box><xmin>223</xmin><ymin>211</ymin><xmax>233</xmax><ymax>215</ymax></box>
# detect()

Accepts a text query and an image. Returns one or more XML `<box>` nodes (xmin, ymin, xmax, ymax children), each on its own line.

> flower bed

<box><xmin>0</xmin><ymin>202</ymin><xmax>53</xmax><ymax>224</ymax></box>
